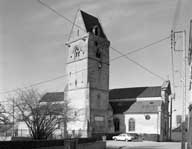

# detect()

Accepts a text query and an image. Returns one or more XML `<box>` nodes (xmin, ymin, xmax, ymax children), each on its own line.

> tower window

<box><xmin>92</xmin><ymin>25</ymin><xmax>100</xmax><ymax>36</ymax></box>
<box><xmin>96</xmin><ymin>48</ymin><xmax>101</xmax><ymax>58</ymax></box>
<box><xmin>97</xmin><ymin>93</ymin><xmax>101</xmax><ymax>99</ymax></box>
<box><xmin>75</xmin><ymin>80</ymin><xmax>77</xmax><ymax>86</ymax></box>
<box><xmin>94</xmin><ymin>41</ymin><xmax>98</xmax><ymax>47</ymax></box>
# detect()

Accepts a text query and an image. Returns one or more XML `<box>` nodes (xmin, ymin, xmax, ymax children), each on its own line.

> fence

<box><xmin>0</xmin><ymin>129</ymin><xmax>88</xmax><ymax>140</ymax></box>
<box><xmin>0</xmin><ymin>128</ymin><xmax>115</xmax><ymax>141</ymax></box>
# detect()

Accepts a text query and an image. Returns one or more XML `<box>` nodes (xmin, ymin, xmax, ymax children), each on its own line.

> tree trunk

<box><xmin>63</xmin><ymin>120</ymin><xmax>67</xmax><ymax>138</ymax></box>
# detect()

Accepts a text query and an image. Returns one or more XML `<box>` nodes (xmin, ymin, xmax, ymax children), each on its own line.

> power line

<box><xmin>0</xmin><ymin>35</ymin><xmax>169</xmax><ymax>95</ymax></box>
<box><xmin>37</xmin><ymin>0</ymin><xmax>85</xmax><ymax>31</ymax></box>
<box><xmin>37</xmin><ymin>0</ymin><xmax>167</xmax><ymax>80</ymax></box>
<box><xmin>0</xmin><ymin>75</ymin><xmax>65</xmax><ymax>94</ymax></box>
<box><xmin>0</xmin><ymin>1</ymin><xmax>170</xmax><ymax>94</ymax></box>
<box><xmin>110</xmin><ymin>47</ymin><xmax>166</xmax><ymax>81</ymax></box>
<box><xmin>111</xmin><ymin>36</ymin><xmax>170</xmax><ymax>61</ymax></box>
<box><xmin>172</xmin><ymin>0</ymin><xmax>181</xmax><ymax>31</ymax></box>
<box><xmin>0</xmin><ymin>66</ymin><xmax>88</xmax><ymax>95</ymax></box>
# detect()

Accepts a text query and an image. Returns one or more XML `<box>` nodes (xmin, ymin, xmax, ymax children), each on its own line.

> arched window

<box><xmin>128</xmin><ymin>118</ymin><xmax>135</xmax><ymax>131</ymax></box>
<box><xmin>92</xmin><ymin>25</ymin><xmax>100</xmax><ymax>36</ymax></box>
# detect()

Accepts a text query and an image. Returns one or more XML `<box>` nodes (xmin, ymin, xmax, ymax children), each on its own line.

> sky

<box><xmin>0</xmin><ymin>0</ymin><xmax>192</xmax><ymax>128</ymax></box>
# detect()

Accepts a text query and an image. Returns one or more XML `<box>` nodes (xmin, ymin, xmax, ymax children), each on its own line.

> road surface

<box><xmin>107</xmin><ymin>140</ymin><xmax>181</xmax><ymax>149</ymax></box>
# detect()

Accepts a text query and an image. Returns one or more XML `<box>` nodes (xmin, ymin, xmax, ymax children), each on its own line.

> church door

<box><xmin>114</xmin><ymin>118</ymin><xmax>120</xmax><ymax>132</ymax></box>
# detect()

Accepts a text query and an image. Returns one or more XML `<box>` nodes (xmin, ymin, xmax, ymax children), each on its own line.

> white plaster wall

<box><xmin>68</xmin><ymin>12</ymin><xmax>87</xmax><ymax>42</ymax></box>
<box><xmin>125</xmin><ymin>113</ymin><xmax>161</xmax><ymax>134</ymax></box>
<box><xmin>66</xmin><ymin>59</ymin><xmax>88</xmax><ymax>90</ymax></box>
<box><xmin>136</xmin><ymin>97</ymin><xmax>162</xmax><ymax>101</ymax></box>
<box><xmin>66</xmin><ymin>88</ymin><xmax>88</xmax><ymax>131</ymax></box>
<box><xmin>17</xmin><ymin>121</ymin><xmax>30</xmax><ymax>136</ymax></box>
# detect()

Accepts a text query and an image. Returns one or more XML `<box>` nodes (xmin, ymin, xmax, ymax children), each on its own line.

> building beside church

<box><xmin>109</xmin><ymin>81</ymin><xmax>171</xmax><ymax>141</ymax></box>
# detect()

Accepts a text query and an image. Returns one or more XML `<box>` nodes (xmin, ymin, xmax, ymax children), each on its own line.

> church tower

<box><xmin>65</xmin><ymin>10</ymin><xmax>110</xmax><ymax>137</ymax></box>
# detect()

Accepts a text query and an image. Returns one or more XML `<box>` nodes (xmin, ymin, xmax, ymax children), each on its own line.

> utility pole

<box><xmin>170</xmin><ymin>30</ymin><xmax>175</xmax><ymax>141</ymax></box>
<box><xmin>181</xmin><ymin>30</ymin><xmax>187</xmax><ymax>149</ymax></box>
<box><xmin>188</xmin><ymin>19</ymin><xmax>192</xmax><ymax>149</ymax></box>
<box><xmin>171</xmin><ymin>30</ymin><xmax>187</xmax><ymax>149</ymax></box>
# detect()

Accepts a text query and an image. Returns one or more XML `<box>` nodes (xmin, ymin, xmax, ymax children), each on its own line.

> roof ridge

<box><xmin>80</xmin><ymin>10</ymin><xmax>98</xmax><ymax>20</ymax></box>
<box><xmin>110</xmin><ymin>86</ymin><xmax>161</xmax><ymax>90</ymax></box>
<box><xmin>46</xmin><ymin>92</ymin><xmax>64</xmax><ymax>94</ymax></box>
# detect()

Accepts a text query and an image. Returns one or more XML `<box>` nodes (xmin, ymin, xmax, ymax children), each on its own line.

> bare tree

<box><xmin>0</xmin><ymin>103</ymin><xmax>12</xmax><ymax>138</ymax></box>
<box><xmin>0</xmin><ymin>104</ymin><xmax>10</xmax><ymax>125</ymax></box>
<box><xmin>10</xmin><ymin>88</ymin><xmax>61</xmax><ymax>139</ymax></box>
<box><xmin>9</xmin><ymin>88</ymin><xmax>80</xmax><ymax>139</ymax></box>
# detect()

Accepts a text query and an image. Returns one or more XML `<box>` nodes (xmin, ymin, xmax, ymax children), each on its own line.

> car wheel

<box><xmin>126</xmin><ymin>139</ymin><xmax>129</xmax><ymax>142</ymax></box>
<box><xmin>115</xmin><ymin>138</ymin><xmax>117</xmax><ymax>141</ymax></box>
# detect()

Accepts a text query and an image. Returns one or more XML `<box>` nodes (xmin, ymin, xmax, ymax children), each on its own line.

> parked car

<box><xmin>112</xmin><ymin>133</ymin><xmax>133</xmax><ymax>141</ymax></box>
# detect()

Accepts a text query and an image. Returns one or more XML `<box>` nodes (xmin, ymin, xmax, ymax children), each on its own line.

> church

<box><xmin>40</xmin><ymin>10</ymin><xmax>171</xmax><ymax>141</ymax></box>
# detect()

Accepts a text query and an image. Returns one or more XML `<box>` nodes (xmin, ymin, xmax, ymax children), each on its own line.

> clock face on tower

<box><xmin>72</xmin><ymin>45</ymin><xmax>86</xmax><ymax>60</ymax></box>
<box><xmin>73</xmin><ymin>45</ymin><xmax>82</xmax><ymax>58</ymax></box>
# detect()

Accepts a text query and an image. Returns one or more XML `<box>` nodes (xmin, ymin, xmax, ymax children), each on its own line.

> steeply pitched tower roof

<box><xmin>67</xmin><ymin>10</ymin><xmax>107</xmax><ymax>41</ymax></box>
<box><xmin>80</xmin><ymin>10</ymin><xmax>106</xmax><ymax>38</ymax></box>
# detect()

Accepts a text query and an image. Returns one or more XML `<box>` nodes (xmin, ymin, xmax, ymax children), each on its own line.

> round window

<box><xmin>145</xmin><ymin>115</ymin><xmax>151</xmax><ymax>120</ymax></box>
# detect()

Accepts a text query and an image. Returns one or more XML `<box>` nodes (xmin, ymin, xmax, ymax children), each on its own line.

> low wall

<box><xmin>172</xmin><ymin>132</ymin><xmax>182</xmax><ymax>142</ymax></box>
<box><xmin>142</xmin><ymin>134</ymin><xmax>159</xmax><ymax>141</ymax></box>
<box><xmin>77</xmin><ymin>141</ymin><xmax>105</xmax><ymax>149</ymax></box>
<box><xmin>0</xmin><ymin>138</ymin><xmax>105</xmax><ymax>149</ymax></box>
<box><xmin>38</xmin><ymin>141</ymin><xmax>105</xmax><ymax>149</ymax></box>
<box><xmin>171</xmin><ymin>132</ymin><xmax>187</xmax><ymax>142</ymax></box>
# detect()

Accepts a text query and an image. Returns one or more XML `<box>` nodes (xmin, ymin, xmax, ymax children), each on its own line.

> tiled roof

<box><xmin>40</xmin><ymin>86</ymin><xmax>162</xmax><ymax>103</ymax></box>
<box><xmin>39</xmin><ymin>103</ymin><xmax>64</xmax><ymax>115</ymax></box>
<box><xmin>109</xmin><ymin>86</ymin><xmax>161</xmax><ymax>100</ymax></box>
<box><xmin>80</xmin><ymin>10</ymin><xmax>106</xmax><ymax>38</ymax></box>
<box><xmin>124</xmin><ymin>100</ymin><xmax>162</xmax><ymax>114</ymax></box>
<box><xmin>40</xmin><ymin>92</ymin><xmax>64</xmax><ymax>103</ymax></box>
<box><xmin>110</xmin><ymin>101</ymin><xmax>136</xmax><ymax>114</ymax></box>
